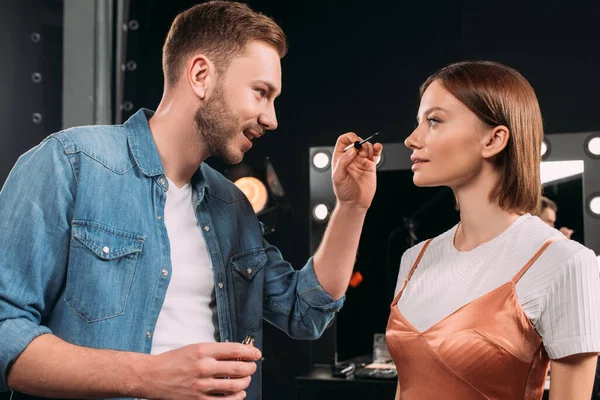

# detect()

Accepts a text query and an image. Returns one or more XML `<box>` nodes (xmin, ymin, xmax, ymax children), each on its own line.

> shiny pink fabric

<box><xmin>386</xmin><ymin>238</ymin><xmax>562</xmax><ymax>399</ymax></box>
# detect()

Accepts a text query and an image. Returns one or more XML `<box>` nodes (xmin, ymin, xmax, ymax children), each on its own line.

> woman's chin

<box><xmin>413</xmin><ymin>176</ymin><xmax>440</xmax><ymax>188</ymax></box>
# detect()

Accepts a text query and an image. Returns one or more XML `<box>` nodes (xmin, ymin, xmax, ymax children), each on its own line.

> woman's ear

<box><xmin>481</xmin><ymin>125</ymin><xmax>510</xmax><ymax>159</ymax></box>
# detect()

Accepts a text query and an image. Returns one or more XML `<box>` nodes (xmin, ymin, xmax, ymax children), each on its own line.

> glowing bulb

<box><xmin>313</xmin><ymin>204</ymin><xmax>329</xmax><ymax>221</ymax></box>
<box><xmin>541</xmin><ymin>141</ymin><xmax>548</xmax><ymax>157</ymax></box>
<box><xmin>312</xmin><ymin>152</ymin><xmax>330</xmax><ymax>170</ymax></box>
<box><xmin>587</xmin><ymin>137</ymin><xmax>600</xmax><ymax>156</ymax></box>
<box><xmin>234</xmin><ymin>177</ymin><xmax>268</xmax><ymax>213</ymax></box>
<box><xmin>589</xmin><ymin>196</ymin><xmax>600</xmax><ymax>216</ymax></box>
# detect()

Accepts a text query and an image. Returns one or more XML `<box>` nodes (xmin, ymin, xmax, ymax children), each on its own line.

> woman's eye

<box><xmin>427</xmin><ymin>117</ymin><xmax>440</xmax><ymax>127</ymax></box>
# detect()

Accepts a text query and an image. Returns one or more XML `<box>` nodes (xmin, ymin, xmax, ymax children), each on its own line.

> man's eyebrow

<box><xmin>253</xmin><ymin>80</ymin><xmax>281</xmax><ymax>96</ymax></box>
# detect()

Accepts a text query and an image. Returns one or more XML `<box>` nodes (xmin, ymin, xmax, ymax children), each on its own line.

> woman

<box><xmin>386</xmin><ymin>61</ymin><xmax>600</xmax><ymax>399</ymax></box>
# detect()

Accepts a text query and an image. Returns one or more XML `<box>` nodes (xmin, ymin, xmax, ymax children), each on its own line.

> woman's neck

<box><xmin>453</xmin><ymin>170</ymin><xmax>521</xmax><ymax>251</ymax></box>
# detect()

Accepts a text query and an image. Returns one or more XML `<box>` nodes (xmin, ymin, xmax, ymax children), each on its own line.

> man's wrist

<box><xmin>121</xmin><ymin>352</ymin><xmax>154</xmax><ymax>398</ymax></box>
<box><xmin>334</xmin><ymin>202</ymin><xmax>369</xmax><ymax>216</ymax></box>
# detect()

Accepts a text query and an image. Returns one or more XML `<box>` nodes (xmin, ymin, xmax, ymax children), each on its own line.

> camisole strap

<box><xmin>511</xmin><ymin>237</ymin><xmax>566</xmax><ymax>284</ymax></box>
<box><xmin>391</xmin><ymin>239</ymin><xmax>433</xmax><ymax>307</ymax></box>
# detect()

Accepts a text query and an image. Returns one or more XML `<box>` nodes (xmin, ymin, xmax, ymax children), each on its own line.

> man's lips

<box><xmin>243</xmin><ymin>129</ymin><xmax>264</xmax><ymax>141</ymax></box>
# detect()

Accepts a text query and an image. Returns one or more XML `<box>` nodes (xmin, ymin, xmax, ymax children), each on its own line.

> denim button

<box><xmin>146</xmin><ymin>331</ymin><xmax>152</xmax><ymax>338</ymax></box>
<box><xmin>204</xmin><ymin>225</ymin><xmax>210</xmax><ymax>232</ymax></box>
<box><xmin>218</xmin><ymin>282</ymin><xmax>223</xmax><ymax>289</ymax></box>
<box><xmin>161</xmin><ymin>269</ymin><xmax>168</xmax><ymax>277</ymax></box>
<box><xmin>102</xmin><ymin>246</ymin><xmax>109</xmax><ymax>254</ymax></box>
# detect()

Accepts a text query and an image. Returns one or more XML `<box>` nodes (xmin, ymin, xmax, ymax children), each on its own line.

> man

<box><xmin>539</xmin><ymin>196</ymin><xmax>574</xmax><ymax>239</ymax></box>
<box><xmin>0</xmin><ymin>2</ymin><xmax>382</xmax><ymax>400</ymax></box>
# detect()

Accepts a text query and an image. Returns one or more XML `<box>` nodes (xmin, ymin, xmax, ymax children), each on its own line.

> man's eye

<box><xmin>256</xmin><ymin>89</ymin><xmax>267</xmax><ymax>98</ymax></box>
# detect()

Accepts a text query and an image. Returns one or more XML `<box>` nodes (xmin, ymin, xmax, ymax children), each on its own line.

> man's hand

<box><xmin>147</xmin><ymin>342</ymin><xmax>262</xmax><ymax>400</ymax></box>
<box><xmin>331</xmin><ymin>132</ymin><xmax>383</xmax><ymax>210</ymax></box>
<box><xmin>559</xmin><ymin>227</ymin><xmax>574</xmax><ymax>239</ymax></box>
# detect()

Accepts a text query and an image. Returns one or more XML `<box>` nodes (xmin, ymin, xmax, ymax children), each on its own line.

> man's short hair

<box><xmin>162</xmin><ymin>1</ymin><xmax>287</xmax><ymax>88</ymax></box>
<box><xmin>540</xmin><ymin>196</ymin><xmax>558</xmax><ymax>212</ymax></box>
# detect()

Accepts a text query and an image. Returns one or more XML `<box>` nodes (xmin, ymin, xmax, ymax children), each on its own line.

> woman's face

<box><xmin>405</xmin><ymin>80</ymin><xmax>491</xmax><ymax>189</ymax></box>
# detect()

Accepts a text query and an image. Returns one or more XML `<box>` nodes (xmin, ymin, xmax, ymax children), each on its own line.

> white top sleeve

<box><xmin>537</xmin><ymin>247</ymin><xmax>600</xmax><ymax>359</ymax></box>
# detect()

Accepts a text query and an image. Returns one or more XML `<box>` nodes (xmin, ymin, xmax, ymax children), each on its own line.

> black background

<box><xmin>1</xmin><ymin>1</ymin><xmax>599</xmax><ymax>399</ymax></box>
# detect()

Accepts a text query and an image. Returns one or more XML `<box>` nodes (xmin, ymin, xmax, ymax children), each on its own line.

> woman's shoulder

<box><xmin>514</xmin><ymin>215</ymin><xmax>597</xmax><ymax>278</ymax></box>
<box><xmin>516</xmin><ymin>214</ymin><xmax>590</xmax><ymax>257</ymax></box>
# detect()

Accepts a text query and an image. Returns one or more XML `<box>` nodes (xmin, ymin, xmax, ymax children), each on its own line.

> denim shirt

<box><xmin>0</xmin><ymin>109</ymin><xmax>344</xmax><ymax>400</ymax></box>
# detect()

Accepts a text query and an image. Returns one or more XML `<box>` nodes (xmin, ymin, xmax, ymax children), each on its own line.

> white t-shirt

<box><xmin>394</xmin><ymin>214</ymin><xmax>600</xmax><ymax>359</ymax></box>
<box><xmin>150</xmin><ymin>179</ymin><xmax>217</xmax><ymax>355</ymax></box>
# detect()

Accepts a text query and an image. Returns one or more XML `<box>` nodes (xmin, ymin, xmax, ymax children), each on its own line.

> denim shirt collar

<box><xmin>125</xmin><ymin>108</ymin><xmax>210</xmax><ymax>196</ymax></box>
<box><xmin>125</xmin><ymin>109</ymin><xmax>165</xmax><ymax>177</ymax></box>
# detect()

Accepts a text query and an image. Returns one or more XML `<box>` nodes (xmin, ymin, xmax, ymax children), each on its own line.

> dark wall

<box><xmin>123</xmin><ymin>1</ymin><xmax>600</xmax><ymax>399</ymax></box>
<box><xmin>0</xmin><ymin>4</ymin><xmax>62</xmax><ymax>399</ymax></box>
<box><xmin>0</xmin><ymin>0</ymin><xmax>63</xmax><ymax>187</ymax></box>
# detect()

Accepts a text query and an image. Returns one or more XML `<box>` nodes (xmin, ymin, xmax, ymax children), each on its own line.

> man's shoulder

<box><xmin>50</xmin><ymin>123</ymin><xmax>134</xmax><ymax>172</ymax></box>
<box><xmin>52</xmin><ymin>123</ymin><xmax>128</xmax><ymax>152</ymax></box>
<box><xmin>200</xmin><ymin>163</ymin><xmax>248</xmax><ymax>203</ymax></box>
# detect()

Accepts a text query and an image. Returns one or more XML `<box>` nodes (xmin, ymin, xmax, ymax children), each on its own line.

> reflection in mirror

<box><xmin>540</xmin><ymin>160</ymin><xmax>584</xmax><ymax>244</ymax></box>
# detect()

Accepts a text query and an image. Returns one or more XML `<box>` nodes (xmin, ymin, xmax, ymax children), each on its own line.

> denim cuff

<box><xmin>297</xmin><ymin>257</ymin><xmax>345</xmax><ymax>313</ymax></box>
<box><xmin>0</xmin><ymin>318</ymin><xmax>52</xmax><ymax>391</ymax></box>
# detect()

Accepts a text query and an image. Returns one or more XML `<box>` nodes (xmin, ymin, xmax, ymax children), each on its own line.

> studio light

<box><xmin>589</xmin><ymin>195</ymin><xmax>600</xmax><ymax>216</ymax></box>
<box><xmin>313</xmin><ymin>204</ymin><xmax>329</xmax><ymax>221</ymax></box>
<box><xmin>312</xmin><ymin>151</ymin><xmax>331</xmax><ymax>170</ymax></box>
<box><xmin>234</xmin><ymin>176</ymin><xmax>268</xmax><ymax>213</ymax></box>
<box><xmin>540</xmin><ymin>160</ymin><xmax>583</xmax><ymax>184</ymax></box>
<box><xmin>585</xmin><ymin>135</ymin><xmax>600</xmax><ymax>158</ymax></box>
<box><xmin>541</xmin><ymin>140</ymin><xmax>548</xmax><ymax>157</ymax></box>
<box><xmin>376</xmin><ymin>151</ymin><xmax>384</xmax><ymax>167</ymax></box>
<box><xmin>224</xmin><ymin>159</ymin><xmax>292</xmax><ymax>235</ymax></box>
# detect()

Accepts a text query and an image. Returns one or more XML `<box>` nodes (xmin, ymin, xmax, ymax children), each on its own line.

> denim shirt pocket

<box><xmin>230</xmin><ymin>248</ymin><xmax>268</xmax><ymax>332</ymax></box>
<box><xmin>66</xmin><ymin>220</ymin><xmax>145</xmax><ymax>322</ymax></box>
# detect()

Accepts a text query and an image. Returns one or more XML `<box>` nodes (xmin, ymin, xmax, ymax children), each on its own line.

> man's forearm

<box><xmin>8</xmin><ymin>334</ymin><xmax>150</xmax><ymax>399</ymax></box>
<box><xmin>312</xmin><ymin>204</ymin><xmax>367</xmax><ymax>300</ymax></box>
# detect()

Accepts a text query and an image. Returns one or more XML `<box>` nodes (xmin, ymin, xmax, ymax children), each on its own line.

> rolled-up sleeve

<box><xmin>295</xmin><ymin>258</ymin><xmax>344</xmax><ymax>313</ymax></box>
<box><xmin>262</xmin><ymin>239</ymin><xmax>344</xmax><ymax>340</ymax></box>
<box><xmin>0</xmin><ymin>136</ymin><xmax>75</xmax><ymax>391</ymax></box>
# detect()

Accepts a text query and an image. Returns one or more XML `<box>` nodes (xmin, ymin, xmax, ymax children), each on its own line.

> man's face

<box><xmin>540</xmin><ymin>207</ymin><xmax>556</xmax><ymax>227</ymax></box>
<box><xmin>194</xmin><ymin>41</ymin><xmax>281</xmax><ymax>165</ymax></box>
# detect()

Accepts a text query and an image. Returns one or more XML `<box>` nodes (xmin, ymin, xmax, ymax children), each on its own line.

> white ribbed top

<box><xmin>395</xmin><ymin>214</ymin><xmax>600</xmax><ymax>359</ymax></box>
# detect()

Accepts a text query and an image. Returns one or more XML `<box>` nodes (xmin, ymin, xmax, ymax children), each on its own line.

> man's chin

<box><xmin>217</xmin><ymin>150</ymin><xmax>245</xmax><ymax>166</ymax></box>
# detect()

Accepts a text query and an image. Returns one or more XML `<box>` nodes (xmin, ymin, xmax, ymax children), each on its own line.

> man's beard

<box><xmin>194</xmin><ymin>82</ymin><xmax>243</xmax><ymax>165</ymax></box>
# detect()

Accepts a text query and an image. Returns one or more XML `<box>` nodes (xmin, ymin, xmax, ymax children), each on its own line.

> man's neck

<box><xmin>149</xmin><ymin>94</ymin><xmax>209</xmax><ymax>188</ymax></box>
